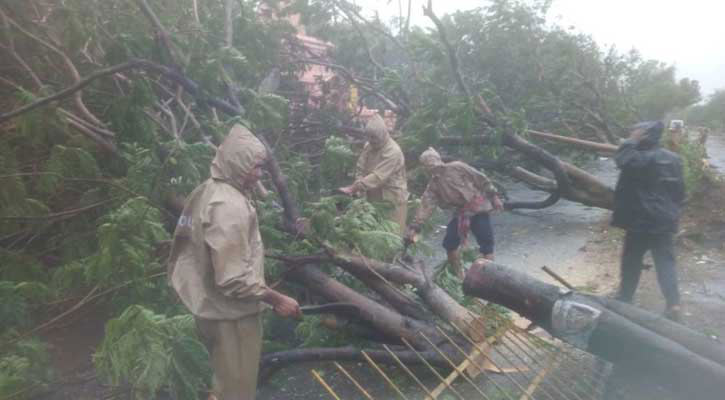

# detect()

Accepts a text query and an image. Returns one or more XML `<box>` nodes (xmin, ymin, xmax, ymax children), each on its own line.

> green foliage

<box><xmin>0</xmin><ymin>146</ymin><xmax>26</xmax><ymax>208</ymax></box>
<box><xmin>627</xmin><ymin>61</ymin><xmax>701</xmax><ymax>119</ymax></box>
<box><xmin>165</xmin><ymin>142</ymin><xmax>216</xmax><ymax>196</ymax></box>
<box><xmin>319</xmin><ymin>137</ymin><xmax>356</xmax><ymax>188</ymax></box>
<box><xmin>94</xmin><ymin>305</ymin><xmax>211</xmax><ymax>400</ymax></box>
<box><xmin>0</xmin><ymin>251</ymin><xmax>47</xmax><ymax>283</ymax></box>
<box><xmin>108</xmin><ymin>81</ymin><xmax>157</xmax><ymax>147</ymax></box>
<box><xmin>0</xmin><ymin>281</ymin><xmax>50</xmax><ymax>333</ymax></box>
<box><xmin>308</xmin><ymin>197</ymin><xmax>402</xmax><ymax>259</ymax></box>
<box><xmin>246</xmin><ymin>93</ymin><xmax>290</xmax><ymax>134</ymax></box>
<box><xmin>686</xmin><ymin>89</ymin><xmax>725</xmax><ymax>130</ymax></box>
<box><xmin>0</xmin><ymin>339</ymin><xmax>54</xmax><ymax>400</ymax></box>
<box><xmin>38</xmin><ymin>145</ymin><xmax>100</xmax><ymax>195</ymax></box>
<box><xmin>89</xmin><ymin>198</ymin><xmax>168</xmax><ymax>287</ymax></box>
<box><xmin>662</xmin><ymin>132</ymin><xmax>709</xmax><ymax>195</ymax></box>
<box><xmin>0</xmin><ymin>0</ymin><xmax>712</xmax><ymax>394</ymax></box>
<box><xmin>121</xmin><ymin>143</ymin><xmax>163</xmax><ymax>198</ymax></box>
<box><xmin>294</xmin><ymin>315</ymin><xmax>355</xmax><ymax>348</ymax></box>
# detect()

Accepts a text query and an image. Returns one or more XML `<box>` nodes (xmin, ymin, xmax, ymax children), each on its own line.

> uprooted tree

<box><xmin>0</xmin><ymin>0</ymin><xmax>705</xmax><ymax>398</ymax></box>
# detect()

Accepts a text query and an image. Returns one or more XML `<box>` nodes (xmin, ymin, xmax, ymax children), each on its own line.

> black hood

<box><xmin>632</xmin><ymin>121</ymin><xmax>664</xmax><ymax>149</ymax></box>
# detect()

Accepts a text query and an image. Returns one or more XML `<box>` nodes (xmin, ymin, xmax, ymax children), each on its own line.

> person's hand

<box><xmin>338</xmin><ymin>185</ymin><xmax>356</xmax><ymax>196</ymax></box>
<box><xmin>273</xmin><ymin>294</ymin><xmax>301</xmax><ymax>319</ymax></box>
<box><xmin>492</xmin><ymin>195</ymin><xmax>504</xmax><ymax>212</ymax></box>
<box><xmin>404</xmin><ymin>226</ymin><xmax>419</xmax><ymax>245</ymax></box>
<box><xmin>294</xmin><ymin>217</ymin><xmax>309</xmax><ymax>236</ymax></box>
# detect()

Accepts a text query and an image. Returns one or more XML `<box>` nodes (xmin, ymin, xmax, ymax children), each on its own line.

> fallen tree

<box><xmin>0</xmin><ymin>1</ymin><xmax>704</xmax><ymax>397</ymax></box>
<box><xmin>440</xmin><ymin>132</ymin><xmax>616</xmax><ymax>210</ymax></box>
<box><xmin>463</xmin><ymin>261</ymin><xmax>725</xmax><ymax>399</ymax></box>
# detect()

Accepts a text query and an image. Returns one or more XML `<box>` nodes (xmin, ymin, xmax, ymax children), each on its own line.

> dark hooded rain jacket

<box><xmin>611</xmin><ymin>122</ymin><xmax>686</xmax><ymax>233</ymax></box>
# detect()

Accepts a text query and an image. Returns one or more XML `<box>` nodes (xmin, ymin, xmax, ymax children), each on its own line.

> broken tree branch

<box><xmin>287</xmin><ymin>264</ymin><xmax>443</xmax><ymax>349</ymax></box>
<box><xmin>0</xmin><ymin>59</ymin><xmax>244</xmax><ymax>125</ymax></box>
<box><xmin>422</xmin><ymin>0</ymin><xmax>575</xmax><ymax>210</ymax></box>
<box><xmin>294</xmin><ymin>57</ymin><xmax>402</xmax><ymax>114</ymax></box>
<box><xmin>528</xmin><ymin>130</ymin><xmax>618</xmax><ymax>154</ymax></box>
<box><xmin>0</xmin><ymin>60</ymin><xmax>141</xmax><ymax>124</ymax></box>
<box><xmin>134</xmin><ymin>0</ymin><xmax>184</xmax><ymax>68</ymax></box>
<box><xmin>0</xmin><ymin>7</ymin><xmax>106</xmax><ymax>127</ymax></box>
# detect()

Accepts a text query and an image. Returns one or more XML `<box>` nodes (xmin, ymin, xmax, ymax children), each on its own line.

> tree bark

<box><xmin>330</xmin><ymin>252</ymin><xmax>476</xmax><ymax>331</ymax></box>
<box><xmin>527</xmin><ymin>130</ymin><xmax>617</xmax><ymax>154</ymax></box>
<box><xmin>463</xmin><ymin>261</ymin><xmax>725</xmax><ymax>399</ymax></box>
<box><xmin>288</xmin><ymin>264</ymin><xmax>443</xmax><ymax>349</ymax></box>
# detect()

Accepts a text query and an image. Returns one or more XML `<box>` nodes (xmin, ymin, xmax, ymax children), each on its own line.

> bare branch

<box><xmin>335</xmin><ymin>2</ymin><xmax>385</xmax><ymax>74</ymax></box>
<box><xmin>0</xmin><ymin>61</ymin><xmax>142</xmax><ymax>124</ymax></box>
<box><xmin>422</xmin><ymin>0</ymin><xmax>469</xmax><ymax>98</ymax></box>
<box><xmin>62</xmin><ymin>117</ymin><xmax>118</xmax><ymax>153</ymax></box>
<box><xmin>1</xmin><ymin>14</ymin><xmax>43</xmax><ymax>90</ymax></box>
<box><xmin>295</xmin><ymin>57</ymin><xmax>401</xmax><ymax>113</ymax></box>
<box><xmin>192</xmin><ymin>0</ymin><xmax>201</xmax><ymax>25</ymax></box>
<box><xmin>133</xmin><ymin>0</ymin><xmax>183</xmax><ymax>67</ymax></box>
<box><xmin>224</xmin><ymin>0</ymin><xmax>234</xmax><ymax>47</ymax></box>
<box><xmin>0</xmin><ymin>59</ymin><xmax>244</xmax><ymax>124</ymax></box>
<box><xmin>0</xmin><ymin>198</ymin><xmax>118</xmax><ymax>221</ymax></box>
<box><xmin>156</xmin><ymin>101</ymin><xmax>180</xmax><ymax>142</ymax></box>
<box><xmin>58</xmin><ymin>108</ymin><xmax>115</xmax><ymax>138</ymax></box>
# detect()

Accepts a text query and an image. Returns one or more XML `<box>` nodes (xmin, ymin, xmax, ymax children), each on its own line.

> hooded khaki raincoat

<box><xmin>168</xmin><ymin>124</ymin><xmax>268</xmax><ymax>400</ymax></box>
<box><xmin>413</xmin><ymin>147</ymin><xmax>498</xmax><ymax>227</ymax></box>
<box><xmin>352</xmin><ymin>114</ymin><xmax>408</xmax><ymax>231</ymax></box>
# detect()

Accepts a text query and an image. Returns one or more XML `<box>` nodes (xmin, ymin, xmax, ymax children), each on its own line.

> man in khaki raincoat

<box><xmin>168</xmin><ymin>124</ymin><xmax>300</xmax><ymax>400</ymax></box>
<box><xmin>405</xmin><ymin>147</ymin><xmax>503</xmax><ymax>278</ymax></box>
<box><xmin>339</xmin><ymin>114</ymin><xmax>408</xmax><ymax>233</ymax></box>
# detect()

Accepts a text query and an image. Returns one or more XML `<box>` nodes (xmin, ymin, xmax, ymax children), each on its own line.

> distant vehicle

<box><xmin>669</xmin><ymin>120</ymin><xmax>685</xmax><ymax>132</ymax></box>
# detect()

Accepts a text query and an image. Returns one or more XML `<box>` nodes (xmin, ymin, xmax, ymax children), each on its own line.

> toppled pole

<box><xmin>462</xmin><ymin>261</ymin><xmax>725</xmax><ymax>399</ymax></box>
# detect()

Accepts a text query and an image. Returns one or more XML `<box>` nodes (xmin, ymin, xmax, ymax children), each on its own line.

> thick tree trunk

<box><xmin>510</xmin><ymin>164</ymin><xmax>614</xmax><ymax>210</ymax></box>
<box><xmin>439</xmin><ymin>134</ymin><xmax>615</xmax><ymax>210</ymax></box>
<box><xmin>463</xmin><ymin>261</ymin><xmax>725</xmax><ymax>399</ymax></box>
<box><xmin>501</xmin><ymin>132</ymin><xmax>571</xmax><ymax>210</ymax></box>
<box><xmin>331</xmin><ymin>252</ymin><xmax>476</xmax><ymax>331</ymax></box>
<box><xmin>288</xmin><ymin>264</ymin><xmax>444</xmax><ymax>349</ymax></box>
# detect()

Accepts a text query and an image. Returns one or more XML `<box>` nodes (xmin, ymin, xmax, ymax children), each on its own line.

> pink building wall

<box><xmin>259</xmin><ymin>1</ymin><xmax>395</xmax><ymax>128</ymax></box>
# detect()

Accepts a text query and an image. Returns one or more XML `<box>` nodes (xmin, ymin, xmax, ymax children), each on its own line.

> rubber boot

<box><xmin>447</xmin><ymin>249</ymin><xmax>463</xmax><ymax>280</ymax></box>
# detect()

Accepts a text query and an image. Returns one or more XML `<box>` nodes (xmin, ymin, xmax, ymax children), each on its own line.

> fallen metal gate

<box><xmin>310</xmin><ymin>301</ymin><xmax>611</xmax><ymax>400</ymax></box>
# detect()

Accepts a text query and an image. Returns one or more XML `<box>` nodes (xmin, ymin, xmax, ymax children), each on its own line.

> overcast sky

<box><xmin>356</xmin><ymin>0</ymin><xmax>725</xmax><ymax>97</ymax></box>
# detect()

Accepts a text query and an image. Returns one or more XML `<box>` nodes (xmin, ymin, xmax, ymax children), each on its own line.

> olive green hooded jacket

<box><xmin>353</xmin><ymin>114</ymin><xmax>408</xmax><ymax>230</ymax></box>
<box><xmin>168</xmin><ymin>124</ymin><xmax>268</xmax><ymax>320</ymax></box>
<box><xmin>413</xmin><ymin>147</ymin><xmax>497</xmax><ymax>226</ymax></box>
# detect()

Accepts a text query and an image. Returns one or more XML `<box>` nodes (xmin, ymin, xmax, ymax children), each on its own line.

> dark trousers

<box><xmin>617</xmin><ymin>231</ymin><xmax>680</xmax><ymax>307</ymax></box>
<box><xmin>442</xmin><ymin>212</ymin><xmax>494</xmax><ymax>255</ymax></box>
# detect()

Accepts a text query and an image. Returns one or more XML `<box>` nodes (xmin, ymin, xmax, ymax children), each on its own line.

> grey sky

<box><xmin>356</xmin><ymin>0</ymin><xmax>725</xmax><ymax>97</ymax></box>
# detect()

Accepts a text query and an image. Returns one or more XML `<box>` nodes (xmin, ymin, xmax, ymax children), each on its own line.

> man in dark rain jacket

<box><xmin>612</xmin><ymin>121</ymin><xmax>686</xmax><ymax>321</ymax></box>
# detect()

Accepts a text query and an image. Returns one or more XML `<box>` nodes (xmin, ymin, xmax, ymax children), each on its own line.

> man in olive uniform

<box><xmin>406</xmin><ymin>147</ymin><xmax>503</xmax><ymax>279</ymax></box>
<box><xmin>612</xmin><ymin>121</ymin><xmax>686</xmax><ymax>321</ymax></box>
<box><xmin>339</xmin><ymin>114</ymin><xmax>408</xmax><ymax>233</ymax></box>
<box><xmin>168</xmin><ymin>124</ymin><xmax>301</xmax><ymax>400</ymax></box>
